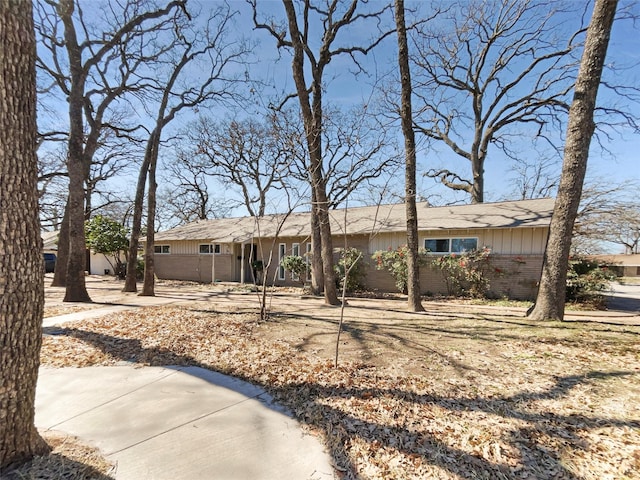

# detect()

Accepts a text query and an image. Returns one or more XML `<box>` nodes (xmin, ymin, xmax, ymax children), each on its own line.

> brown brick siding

<box><xmin>364</xmin><ymin>254</ymin><xmax>542</xmax><ymax>300</ymax></box>
<box><xmin>154</xmin><ymin>254</ymin><xmax>235</xmax><ymax>283</ymax></box>
<box><xmin>154</xmin><ymin>248</ymin><xmax>542</xmax><ymax>300</ymax></box>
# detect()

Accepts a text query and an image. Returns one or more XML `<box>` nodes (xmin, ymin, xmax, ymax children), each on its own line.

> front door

<box><xmin>244</xmin><ymin>244</ymin><xmax>258</xmax><ymax>283</ymax></box>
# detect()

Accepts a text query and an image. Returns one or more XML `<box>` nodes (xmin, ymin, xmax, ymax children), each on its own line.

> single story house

<box><xmin>148</xmin><ymin>198</ymin><xmax>556</xmax><ymax>300</ymax></box>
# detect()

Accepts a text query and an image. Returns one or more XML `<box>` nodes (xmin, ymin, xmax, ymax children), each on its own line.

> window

<box><xmin>154</xmin><ymin>245</ymin><xmax>170</xmax><ymax>254</ymax></box>
<box><xmin>278</xmin><ymin>243</ymin><xmax>286</xmax><ymax>280</ymax></box>
<box><xmin>424</xmin><ymin>237</ymin><xmax>477</xmax><ymax>254</ymax></box>
<box><xmin>425</xmin><ymin>238</ymin><xmax>450</xmax><ymax>253</ymax></box>
<box><xmin>291</xmin><ymin>243</ymin><xmax>300</xmax><ymax>280</ymax></box>
<box><xmin>451</xmin><ymin>238</ymin><xmax>477</xmax><ymax>253</ymax></box>
<box><xmin>199</xmin><ymin>244</ymin><xmax>221</xmax><ymax>254</ymax></box>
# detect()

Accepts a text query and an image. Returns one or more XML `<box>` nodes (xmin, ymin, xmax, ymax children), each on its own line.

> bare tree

<box><xmin>395</xmin><ymin>0</ymin><xmax>424</xmax><ymax>312</ymax></box>
<box><xmin>411</xmin><ymin>0</ymin><xmax>584</xmax><ymax>203</ymax></box>
<box><xmin>252</xmin><ymin>0</ymin><xmax>394</xmax><ymax>305</ymax></box>
<box><xmin>84</xmin><ymin>126</ymin><xmax>141</xmax><ymax>220</ymax></box>
<box><xmin>36</xmin><ymin>0</ymin><xmax>187</xmax><ymax>300</ymax></box>
<box><xmin>572</xmin><ymin>180</ymin><xmax>640</xmax><ymax>254</ymax></box>
<box><xmin>121</xmin><ymin>3</ymin><xmax>251</xmax><ymax>295</ymax></box>
<box><xmin>528</xmin><ymin>0</ymin><xmax>618</xmax><ymax>321</ymax></box>
<box><xmin>37</xmin><ymin>144</ymin><xmax>68</xmax><ymax>230</ymax></box>
<box><xmin>0</xmin><ymin>0</ymin><xmax>50</xmax><ymax>468</ymax></box>
<box><xmin>286</xmin><ymin>104</ymin><xmax>403</xmax><ymax>209</ymax></box>
<box><xmin>507</xmin><ymin>153</ymin><xmax>560</xmax><ymax>201</ymax></box>
<box><xmin>185</xmin><ymin>114</ymin><xmax>295</xmax><ymax>217</ymax></box>
<box><xmin>158</xmin><ymin>150</ymin><xmax>236</xmax><ymax>227</ymax></box>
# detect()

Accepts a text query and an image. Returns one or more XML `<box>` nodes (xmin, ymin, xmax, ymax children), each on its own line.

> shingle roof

<box><xmin>41</xmin><ymin>230</ymin><xmax>59</xmax><ymax>250</ymax></box>
<box><xmin>153</xmin><ymin>198</ymin><xmax>555</xmax><ymax>243</ymax></box>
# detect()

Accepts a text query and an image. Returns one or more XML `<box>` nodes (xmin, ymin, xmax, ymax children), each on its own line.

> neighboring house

<box><xmin>42</xmin><ymin>230</ymin><xmax>59</xmax><ymax>255</ymax></box>
<box><xmin>589</xmin><ymin>254</ymin><xmax>640</xmax><ymax>278</ymax></box>
<box><xmin>147</xmin><ymin>198</ymin><xmax>556</xmax><ymax>300</ymax></box>
<box><xmin>40</xmin><ymin>231</ymin><xmax>115</xmax><ymax>275</ymax></box>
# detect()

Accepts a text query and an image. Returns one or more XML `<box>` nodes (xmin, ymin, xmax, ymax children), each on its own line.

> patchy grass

<box><xmin>39</xmin><ymin>295</ymin><xmax>640</xmax><ymax>480</ymax></box>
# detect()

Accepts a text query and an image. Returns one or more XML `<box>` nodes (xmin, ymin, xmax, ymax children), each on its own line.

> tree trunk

<box><xmin>395</xmin><ymin>0</ymin><xmax>424</xmax><ymax>312</ymax></box>
<box><xmin>528</xmin><ymin>0</ymin><xmax>617</xmax><ymax>321</ymax></box>
<box><xmin>122</xmin><ymin>154</ymin><xmax>151</xmax><ymax>292</ymax></box>
<box><xmin>310</xmin><ymin>189</ymin><xmax>323</xmax><ymax>295</ymax></box>
<box><xmin>59</xmin><ymin>0</ymin><xmax>91</xmax><ymax>302</ymax></box>
<box><xmin>283</xmin><ymin>0</ymin><xmax>339</xmax><ymax>305</ymax></box>
<box><xmin>141</xmin><ymin>134</ymin><xmax>159</xmax><ymax>296</ymax></box>
<box><xmin>315</xmin><ymin>184</ymin><xmax>339</xmax><ymax>305</ymax></box>
<box><xmin>0</xmin><ymin>0</ymin><xmax>51</xmax><ymax>468</ymax></box>
<box><xmin>470</xmin><ymin>156</ymin><xmax>484</xmax><ymax>204</ymax></box>
<box><xmin>50</xmin><ymin>200</ymin><xmax>70</xmax><ymax>286</ymax></box>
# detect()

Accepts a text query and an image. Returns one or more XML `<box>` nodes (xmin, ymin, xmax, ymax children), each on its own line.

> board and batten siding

<box><xmin>369</xmin><ymin>227</ymin><xmax>548</xmax><ymax>255</ymax></box>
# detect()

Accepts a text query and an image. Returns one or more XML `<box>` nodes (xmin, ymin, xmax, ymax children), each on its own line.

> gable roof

<box><xmin>153</xmin><ymin>198</ymin><xmax>555</xmax><ymax>244</ymax></box>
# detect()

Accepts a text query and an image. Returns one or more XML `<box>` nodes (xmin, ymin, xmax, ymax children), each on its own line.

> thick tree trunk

<box><xmin>59</xmin><ymin>0</ymin><xmax>91</xmax><ymax>302</ymax></box>
<box><xmin>528</xmin><ymin>0</ymin><xmax>617</xmax><ymax>321</ymax></box>
<box><xmin>283</xmin><ymin>0</ymin><xmax>339</xmax><ymax>305</ymax></box>
<box><xmin>314</xmin><ymin>184</ymin><xmax>339</xmax><ymax>305</ymax></box>
<box><xmin>470</xmin><ymin>156</ymin><xmax>484</xmax><ymax>204</ymax></box>
<box><xmin>396</xmin><ymin>0</ymin><xmax>424</xmax><ymax>312</ymax></box>
<box><xmin>50</xmin><ymin>200</ymin><xmax>69</xmax><ymax>286</ymax></box>
<box><xmin>64</xmin><ymin>157</ymin><xmax>91</xmax><ymax>302</ymax></box>
<box><xmin>0</xmin><ymin>0</ymin><xmax>51</xmax><ymax>468</ymax></box>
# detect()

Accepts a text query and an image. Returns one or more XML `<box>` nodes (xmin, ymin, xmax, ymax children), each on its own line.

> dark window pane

<box><xmin>425</xmin><ymin>238</ymin><xmax>450</xmax><ymax>253</ymax></box>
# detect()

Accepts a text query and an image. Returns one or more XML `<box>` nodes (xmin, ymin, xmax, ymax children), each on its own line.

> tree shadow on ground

<box><xmin>51</xmin><ymin>326</ymin><xmax>640</xmax><ymax>479</ymax></box>
<box><xmin>5</xmin><ymin>452</ymin><xmax>115</xmax><ymax>480</ymax></box>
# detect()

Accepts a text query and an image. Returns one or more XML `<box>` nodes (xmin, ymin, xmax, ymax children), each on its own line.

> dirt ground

<box><xmin>39</xmin><ymin>276</ymin><xmax>640</xmax><ymax>479</ymax></box>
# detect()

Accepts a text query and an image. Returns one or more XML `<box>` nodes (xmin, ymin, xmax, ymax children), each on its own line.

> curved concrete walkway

<box><xmin>35</xmin><ymin>365</ymin><xmax>335</xmax><ymax>480</ymax></box>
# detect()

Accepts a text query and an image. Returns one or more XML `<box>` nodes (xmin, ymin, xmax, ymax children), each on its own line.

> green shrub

<box><xmin>566</xmin><ymin>256</ymin><xmax>616</xmax><ymax>304</ymax></box>
<box><xmin>280</xmin><ymin>255</ymin><xmax>307</xmax><ymax>285</ymax></box>
<box><xmin>372</xmin><ymin>246</ymin><xmax>429</xmax><ymax>294</ymax></box>
<box><xmin>334</xmin><ymin>247</ymin><xmax>366</xmax><ymax>292</ymax></box>
<box><xmin>429</xmin><ymin>247</ymin><xmax>495</xmax><ymax>298</ymax></box>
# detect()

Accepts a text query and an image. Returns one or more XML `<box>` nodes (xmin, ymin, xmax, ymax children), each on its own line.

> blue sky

<box><xmin>232</xmin><ymin>0</ymin><xmax>640</xmax><ymax>205</ymax></box>
<box><xmin>36</xmin><ymin>0</ymin><xmax>640</xmax><ymax>225</ymax></box>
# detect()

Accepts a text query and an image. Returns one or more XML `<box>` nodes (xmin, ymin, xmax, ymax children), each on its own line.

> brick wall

<box><xmin>364</xmin><ymin>254</ymin><xmax>543</xmax><ymax>300</ymax></box>
<box><xmin>154</xmin><ymin>254</ymin><xmax>235</xmax><ymax>283</ymax></box>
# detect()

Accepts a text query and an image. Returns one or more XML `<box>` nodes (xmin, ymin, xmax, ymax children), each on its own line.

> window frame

<box><xmin>154</xmin><ymin>245</ymin><xmax>170</xmax><ymax>254</ymax></box>
<box><xmin>424</xmin><ymin>237</ymin><xmax>478</xmax><ymax>254</ymax></box>
<box><xmin>199</xmin><ymin>244</ymin><xmax>221</xmax><ymax>254</ymax></box>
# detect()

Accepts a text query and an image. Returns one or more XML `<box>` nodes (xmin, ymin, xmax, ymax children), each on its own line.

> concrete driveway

<box><xmin>606</xmin><ymin>282</ymin><xmax>640</xmax><ymax>313</ymax></box>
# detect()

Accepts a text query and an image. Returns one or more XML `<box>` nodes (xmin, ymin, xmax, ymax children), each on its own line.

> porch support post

<box><xmin>211</xmin><ymin>241</ymin><xmax>215</xmax><ymax>285</ymax></box>
<box><xmin>240</xmin><ymin>242</ymin><xmax>246</xmax><ymax>284</ymax></box>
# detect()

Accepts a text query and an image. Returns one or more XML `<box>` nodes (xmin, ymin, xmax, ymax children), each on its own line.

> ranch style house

<box><xmin>146</xmin><ymin>197</ymin><xmax>556</xmax><ymax>300</ymax></box>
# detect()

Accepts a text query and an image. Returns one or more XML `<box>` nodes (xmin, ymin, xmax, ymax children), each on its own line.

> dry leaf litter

<box><xmin>40</xmin><ymin>303</ymin><xmax>640</xmax><ymax>480</ymax></box>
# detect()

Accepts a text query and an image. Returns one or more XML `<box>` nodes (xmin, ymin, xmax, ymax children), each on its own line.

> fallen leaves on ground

<box><xmin>44</xmin><ymin>304</ymin><xmax>100</xmax><ymax>318</ymax></box>
<box><xmin>40</xmin><ymin>302</ymin><xmax>640</xmax><ymax>479</ymax></box>
<box><xmin>5</xmin><ymin>430</ymin><xmax>115</xmax><ymax>479</ymax></box>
